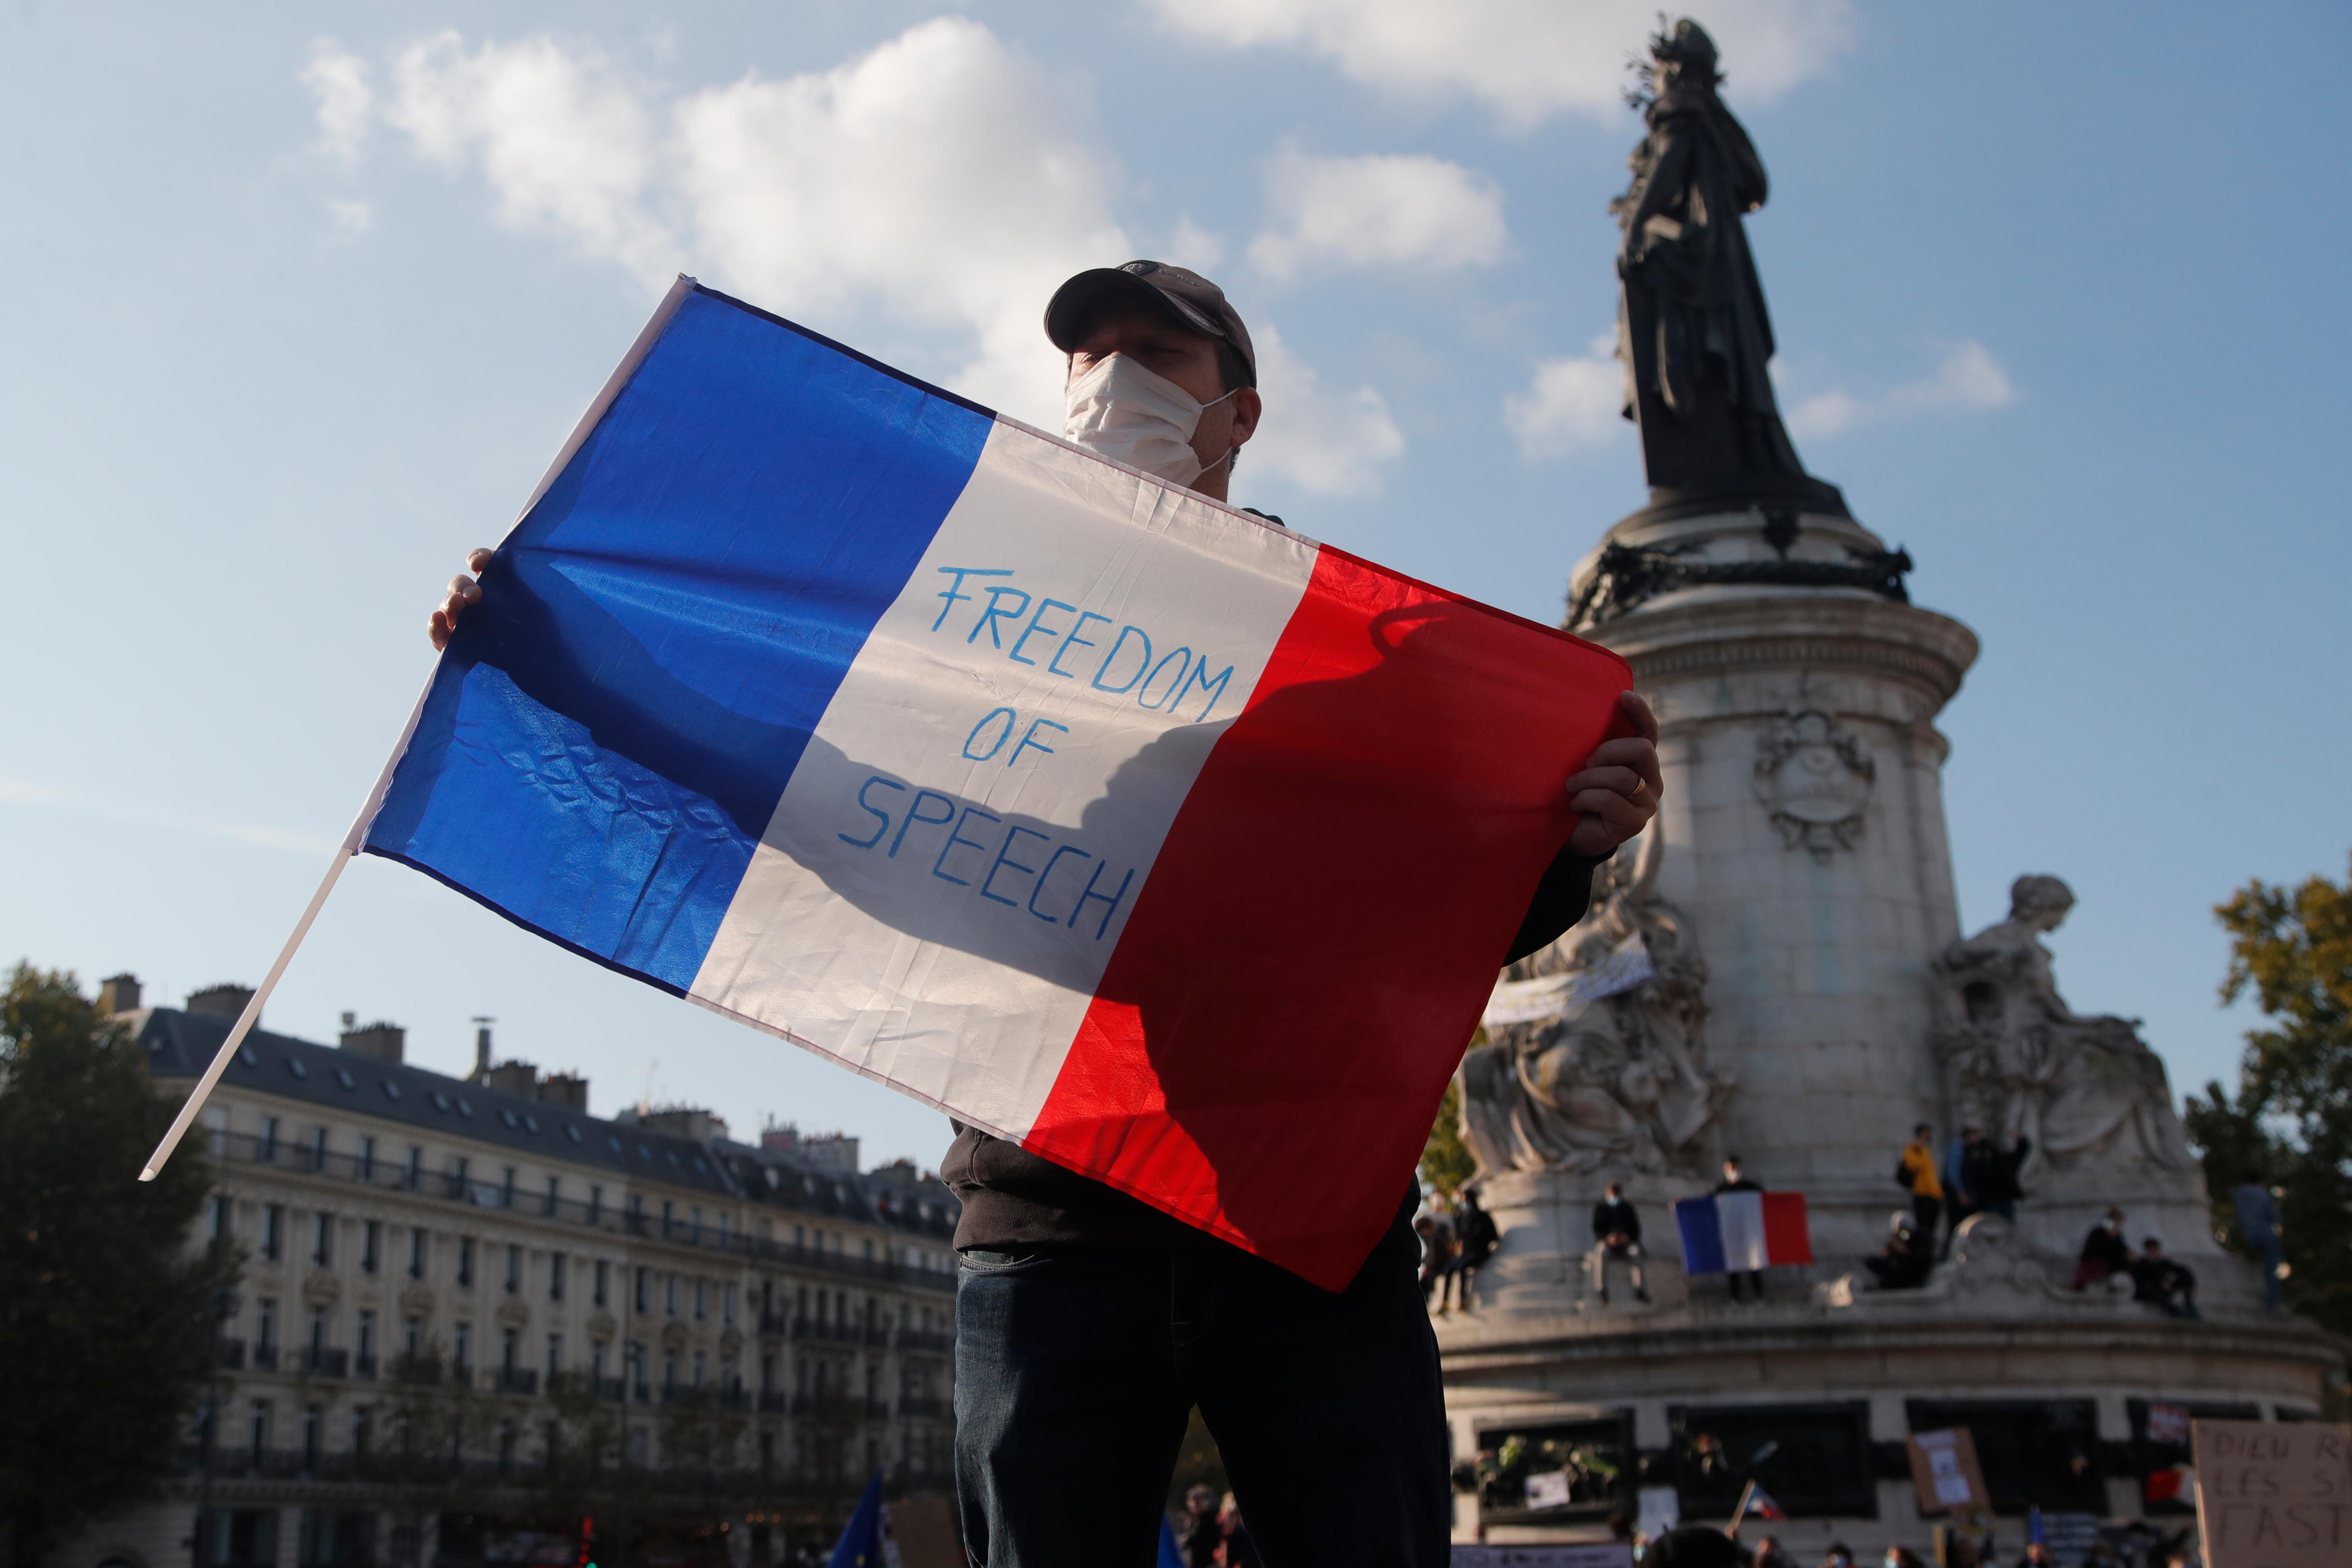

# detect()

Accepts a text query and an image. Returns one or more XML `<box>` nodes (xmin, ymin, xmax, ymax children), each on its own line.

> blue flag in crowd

<box><xmin>827</xmin><ymin>1471</ymin><xmax>885</xmax><ymax>1568</ymax></box>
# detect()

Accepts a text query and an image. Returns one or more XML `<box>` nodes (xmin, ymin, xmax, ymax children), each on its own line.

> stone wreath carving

<box><xmin>1753</xmin><ymin>708</ymin><xmax>1874</xmax><ymax>857</ymax></box>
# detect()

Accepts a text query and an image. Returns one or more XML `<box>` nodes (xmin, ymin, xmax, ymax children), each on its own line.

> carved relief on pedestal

<box><xmin>1932</xmin><ymin>875</ymin><xmax>2194</xmax><ymax>1185</ymax></box>
<box><xmin>1753</xmin><ymin>705</ymin><xmax>1874</xmax><ymax>857</ymax></box>
<box><xmin>1458</xmin><ymin>833</ymin><xmax>1733</xmax><ymax>1178</ymax></box>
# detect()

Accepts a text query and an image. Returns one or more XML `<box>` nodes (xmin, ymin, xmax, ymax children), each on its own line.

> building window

<box><xmin>664</xmin><ymin>1351</ymin><xmax>679</xmax><ymax>1393</ymax></box>
<box><xmin>549</xmin><ymin>1252</ymin><xmax>566</xmax><ymax>1302</ymax></box>
<box><xmin>665</xmin><ymin>1274</ymin><xmax>678</xmax><ymax>1318</ymax></box>
<box><xmin>404</xmin><ymin>1145</ymin><xmax>422</xmax><ymax>1190</ymax></box>
<box><xmin>717</xmin><ymin>1211</ymin><xmax>732</xmax><ymax>1247</ymax></box>
<box><xmin>458</xmin><ymin>1237</ymin><xmax>475</xmax><ymax>1288</ymax></box>
<box><xmin>361</xmin><ymin>1220</ymin><xmax>381</xmax><ymax>1275</ymax></box>
<box><xmin>261</xmin><ymin>1205</ymin><xmax>283</xmax><ymax>1261</ymax></box>
<box><xmin>308</xmin><ymin>1305</ymin><xmax>329</xmax><ymax>1360</ymax></box>
<box><xmin>627</xmin><ymin>1194</ymin><xmax>644</xmax><ymax>1234</ymax></box>
<box><xmin>203</xmin><ymin>1108</ymin><xmax>228</xmax><ymax>1158</ymax></box>
<box><xmin>863</xmin><ymin>1238</ymin><xmax>875</xmax><ymax>1262</ymax></box>
<box><xmin>690</xmin><ymin>1205</ymin><xmax>703</xmax><ymax>1244</ymax></box>
<box><xmin>504</xmin><ymin>1243</ymin><xmax>522</xmax><ymax>1295</ymax></box>
<box><xmin>248</xmin><ymin>1400</ymin><xmax>271</xmax><ymax>1461</ymax></box>
<box><xmin>545</xmin><ymin>1175</ymin><xmax>560</xmax><ymax>1218</ymax></box>
<box><xmin>403</xmin><ymin>1316</ymin><xmax>424</xmax><ymax>1357</ymax></box>
<box><xmin>794</xmin><ymin>1225</ymin><xmax>805</xmax><ymax>1250</ymax></box>
<box><xmin>358</xmin><ymin>1134</ymin><xmax>376</xmax><ymax>1182</ymax></box>
<box><xmin>450</xmin><ymin>1155</ymin><xmax>471</xmax><ymax>1202</ymax></box>
<box><xmin>661</xmin><ymin>1200</ymin><xmax>674</xmax><ymax>1239</ymax></box>
<box><xmin>591</xmin><ymin>1341</ymin><xmax>608</xmax><ymax>1382</ymax></box>
<box><xmin>311</xmin><ymin>1211</ymin><xmax>334</xmax><ymax>1267</ymax></box>
<box><xmin>356</xmin><ymin>1309</ymin><xmax>376</xmax><ymax>1370</ymax></box>
<box><xmin>453</xmin><ymin>1322</ymin><xmax>472</xmax><ymax>1377</ymax></box>
<box><xmin>255</xmin><ymin>1298</ymin><xmax>279</xmax><ymax>1358</ymax></box>
<box><xmin>634</xmin><ymin>1267</ymin><xmax>650</xmax><ymax>1314</ymax></box>
<box><xmin>352</xmin><ymin>1404</ymin><xmax>374</xmax><ymax>1458</ymax></box>
<box><xmin>546</xmin><ymin>1332</ymin><xmax>563</xmax><ymax>1378</ymax></box>
<box><xmin>693</xmin><ymin>1279</ymin><xmax>707</xmax><ymax>1323</ymax></box>
<box><xmin>501</xmin><ymin>1166</ymin><xmax>518</xmax><ymax>1209</ymax></box>
<box><xmin>407</xmin><ymin>1228</ymin><xmax>427</xmax><ymax>1280</ymax></box>
<box><xmin>258</xmin><ymin>1116</ymin><xmax>280</xmax><ymax>1164</ymax></box>
<box><xmin>589</xmin><ymin>1185</ymin><xmax>603</xmax><ymax>1226</ymax></box>
<box><xmin>723</xmin><ymin>1284</ymin><xmax>736</xmax><ymax>1327</ymax></box>
<box><xmin>501</xmin><ymin>1326</ymin><xmax>520</xmax><ymax>1372</ymax></box>
<box><xmin>302</xmin><ymin>1404</ymin><xmax>322</xmax><ymax>1470</ymax></box>
<box><xmin>594</xmin><ymin>1259</ymin><xmax>609</xmax><ymax>1308</ymax></box>
<box><xmin>307</xmin><ymin>1125</ymin><xmax>328</xmax><ymax>1171</ymax></box>
<box><xmin>207</xmin><ymin>1194</ymin><xmax>231</xmax><ymax>1243</ymax></box>
<box><xmin>760</xmin><ymin>1354</ymin><xmax>775</xmax><ymax>1394</ymax></box>
<box><xmin>692</xmin><ymin>1351</ymin><xmax>706</xmax><ymax>1387</ymax></box>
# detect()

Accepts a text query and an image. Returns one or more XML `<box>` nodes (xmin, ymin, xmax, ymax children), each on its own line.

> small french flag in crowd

<box><xmin>359</xmin><ymin>278</ymin><xmax>1630</xmax><ymax>1289</ymax></box>
<box><xmin>1675</xmin><ymin>1191</ymin><xmax>1814</xmax><ymax>1274</ymax></box>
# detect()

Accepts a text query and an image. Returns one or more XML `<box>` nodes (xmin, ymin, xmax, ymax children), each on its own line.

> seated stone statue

<box><xmin>1460</xmin><ymin>834</ymin><xmax>1731</xmax><ymax>1177</ymax></box>
<box><xmin>1934</xmin><ymin>875</ymin><xmax>2190</xmax><ymax>1182</ymax></box>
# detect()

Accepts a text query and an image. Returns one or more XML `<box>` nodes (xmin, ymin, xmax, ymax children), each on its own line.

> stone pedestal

<box><xmin>1436</xmin><ymin>503</ymin><xmax>2339</xmax><ymax>1550</ymax></box>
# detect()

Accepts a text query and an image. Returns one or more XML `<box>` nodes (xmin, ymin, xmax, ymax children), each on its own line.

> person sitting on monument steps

<box><xmin>1713</xmin><ymin>1156</ymin><xmax>1765</xmax><ymax>1301</ymax></box>
<box><xmin>1862</xmin><ymin>1209</ymin><xmax>1932</xmax><ymax>1291</ymax></box>
<box><xmin>1449</xmin><ymin>1184</ymin><xmax>1500</xmax><ymax>1311</ymax></box>
<box><xmin>2130</xmin><ymin>1236</ymin><xmax>2199</xmax><ymax>1318</ymax></box>
<box><xmin>1589</xmin><ymin>1180</ymin><xmax>1651</xmax><ymax>1305</ymax></box>
<box><xmin>1895</xmin><ymin>1123</ymin><xmax>1944</xmax><ymax>1255</ymax></box>
<box><xmin>2072</xmin><ymin>1207</ymin><xmax>2132</xmax><ymax>1290</ymax></box>
<box><xmin>429</xmin><ymin>258</ymin><xmax>1667</xmax><ymax>1568</ymax></box>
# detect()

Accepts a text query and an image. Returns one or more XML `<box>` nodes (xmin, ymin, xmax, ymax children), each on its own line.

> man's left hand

<box><xmin>1564</xmin><ymin>690</ymin><xmax>1662</xmax><ymax>858</ymax></box>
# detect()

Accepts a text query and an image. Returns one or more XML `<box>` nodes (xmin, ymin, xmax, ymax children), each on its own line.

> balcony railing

<box><xmin>757</xmin><ymin>1310</ymin><xmax>792</xmax><ymax>1336</ymax></box>
<box><xmin>303</xmin><ymin>1346</ymin><xmax>349</xmax><ymax>1377</ymax></box>
<box><xmin>354</xmin><ymin>1354</ymin><xmax>378</xmax><ymax>1380</ymax></box>
<box><xmin>202</xmin><ymin>1130</ymin><xmax>958</xmax><ymax>1292</ymax></box>
<box><xmin>251</xmin><ymin>1344</ymin><xmax>279</xmax><ymax>1371</ymax></box>
<box><xmin>496</xmin><ymin>1367</ymin><xmax>539</xmax><ymax>1395</ymax></box>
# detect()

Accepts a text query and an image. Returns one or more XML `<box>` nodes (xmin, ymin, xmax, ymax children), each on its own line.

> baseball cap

<box><xmin>1044</xmin><ymin>260</ymin><xmax>1257</xmax><ymax>387</ymax></box>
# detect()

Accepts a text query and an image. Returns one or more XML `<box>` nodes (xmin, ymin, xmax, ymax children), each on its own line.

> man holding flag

<box><xmin>431</xmin><ymin>260</ymin><xmax>1662</xmax><ymax>1566</ymax></box>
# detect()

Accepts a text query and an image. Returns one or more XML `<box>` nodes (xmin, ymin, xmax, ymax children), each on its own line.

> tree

<box><xmin>1420</xmin><ymin>1069</ymin><xmax>1478</xmax><ymax>1201</ymax></box>
<box><xmin>2181</xmin><ymin>857</ymin><xmax>2352</xmax><ymax>1337</ymax></box>
<box><xmin>0</xmin><ymin>965</ymin><xmax>239</xmax><ymax>1568</ymax></box>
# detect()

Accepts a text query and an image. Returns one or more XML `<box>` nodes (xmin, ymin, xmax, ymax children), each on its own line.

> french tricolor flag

<box><xmin>1675</xmin><ymin>1191</ymin><xmax>1814</xmax><ymax>1275</ymax></box>
<box><xmin>361</xmin><ymin>279</ymin><xmax>1630</xmax><ymax>1288</ymax></box>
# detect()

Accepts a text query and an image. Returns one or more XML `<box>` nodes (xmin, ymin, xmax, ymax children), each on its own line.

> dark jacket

<box><xmin>2079</xmin><ymin>1223</ymin><xmax>2132</xmax><ymax>1271</ymax></box>
<box><xmin>2132</xmin><ymin>1256</ymin><xmax>2196</xmax><ymax>1303</ymax></box>
<box><xmin>1592</xmin><ymin>1197</ymin><xmax>1642</xmax><ymax>1245</ymax></box>
<box><xmin>1965</xmin><ymin>1136</ymin><xmax>2031</xmax><ymax>1207</ymax></box>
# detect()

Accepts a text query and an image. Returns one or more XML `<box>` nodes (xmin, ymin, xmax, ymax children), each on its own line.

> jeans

<box><xmin>954</xmin><ymin>1235</ymin><xmax>1451</xmax><ymax>1567</ymax></box>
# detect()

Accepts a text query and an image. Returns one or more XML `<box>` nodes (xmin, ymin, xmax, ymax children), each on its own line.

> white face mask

<box><xmin>1063</xmin><ymin>352</ymin><xmax>1237</xmax><ymax>489</ymax></box>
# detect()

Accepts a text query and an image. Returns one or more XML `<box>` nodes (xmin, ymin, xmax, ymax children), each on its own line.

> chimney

<box><xmin>799</xmin><ymin>1133</ymin><xmax>861</xmax><ymax>1174</ymax></box>
<box><xmin>339</xmin><ymin>1020</ymin><xmax>407</xmax><ymax>1063</ymax></box>
<box><xmin>97</xmin><ymin>973</ymin><xmax>143</xmax><ymax>1015</ymax></box>
<box><xmin>471</xmin><ymin>1017</ymin><xmax>494</xmax><ymax>1083</ymax></box>
<box><xmin>186</xmin><ymin>983</ymin><xmax>256</xmax><ymax>1023</ymax></box>
<box><xmin>536</xmin><ymin>1072</ymin><xmax>590</xmax><ymax>1112</ymax></box>
<box><xmin>635</xmin><ymin>1106</ymin><xmax>726</xmax><ymax>1143</ymax></box>
<box><xmin>483</xmin><ymin>1060</ymin><xmax>539</xmax><ymax>1098</ymax></box>
<box><xmin>760</xmin><ymin>1123</ymin><xmax>799</xmax><ymax>1154</ymax></box>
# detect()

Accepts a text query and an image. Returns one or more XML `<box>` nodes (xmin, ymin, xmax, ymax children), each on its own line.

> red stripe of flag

<box><xmin>1024</xmin><ymin>546</ymin><xmax>1630</xmax><ymax>1289</ymax></box>
<box><xmin>1762</xmin><ymin>1191</ymin><xmax>1813</xmax><ymax>1266</ymax></box>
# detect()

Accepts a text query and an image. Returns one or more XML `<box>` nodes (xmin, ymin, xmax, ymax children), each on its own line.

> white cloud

<box><xmin>304</xmin><ymin>21</ymin><xmax>1403</xmax><ymax>441</ymax></box>
<box><xmin>1165</xmin><ymin>217</ymin><xmax>1226</xmax><ymax>274</ymax></box>
<box><xmin>1246</xmin><ymin>324</ymin><xmax>1405</xmax><ymax>494</ymax></box>
<box><xmin>1249</xmin><ymin>148</ymin><xmax>1505</xmax><ymax>280</ymax></box>
<box><xmin>667</xmin><ymin>18</ymin><xmax>1128</xmax><ymax>415</ymax></box>
<box><xmin>1784</xmin><ymin>340</ymin><xmax>2017</xmax><ymax>438</ymax></box>
<box><xmin>1147</xmin><ymin>0</ymin><xmax>1856</xmax><ymax>130</ymax></box>
<box><xmin>301</xmin><ymin>43</ymin><xmax>374</xmax><ymax>163</ymax></box>
<box><xmin>384</xmin><ymin>31</ymin><xmax>677</xmax><ymax>284</ymax></box>
<box><xmin>324</xmin><ymin>198</ymin><xmax>374</xmax><ymax>242</ymax></box>
<box><xmin>1506</xmin><ymin>331</ymin><xmax>1626</xmax><ymax>459</ymax></box>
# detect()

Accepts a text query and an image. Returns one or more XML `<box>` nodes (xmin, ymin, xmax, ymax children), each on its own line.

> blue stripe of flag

<box><xmin>364</xmin><ymin>286</ymin><xmax>996</xmax><ymax>992</ymax></box>
<box><xmin>1675</xmin><ymin>1196</ymin><xmax>1727</xmax><ymax>1275</ymax></box>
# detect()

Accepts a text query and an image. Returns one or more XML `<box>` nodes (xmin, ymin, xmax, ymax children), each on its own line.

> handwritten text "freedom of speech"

<box><xmin>931</xmin><ymin>567</ymin><xmax>1238</xmax><ymax>725</ymax></box>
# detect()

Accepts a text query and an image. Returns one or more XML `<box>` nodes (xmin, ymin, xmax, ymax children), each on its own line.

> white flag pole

<box><xmin>138</xmin><ymin>671</ymin><xmax>436</xmax><ymax>1183</ymax></box>
<box><xmin>1725</xmin><ymin>1479</ymin><xmax>1756</xmax><ymax>1536</ymax></box>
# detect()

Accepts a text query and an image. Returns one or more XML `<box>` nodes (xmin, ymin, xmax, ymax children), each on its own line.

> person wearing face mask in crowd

<box><xmin>429</xmin><ymin>259</ymin><xmax>1664</xmax><ymax>1568</ymax></box>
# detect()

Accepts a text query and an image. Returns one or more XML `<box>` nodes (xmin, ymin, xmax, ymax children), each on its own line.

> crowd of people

<box><xmin>1170</xmin><ymin>1484</ymin><xmax>1259</xmax><ymax>1568</ymax></box>
<box><xmin>1628</xmin><ymin>1523</ymin><xmax>2202</xmax><ymax>1568</ymax></box>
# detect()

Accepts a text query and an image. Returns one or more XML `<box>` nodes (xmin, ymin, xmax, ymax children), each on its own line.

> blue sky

<box><xmin>3</xmin><ymin>3</ymin><xmax>2346</xmax><ymax>1170</ymax></box>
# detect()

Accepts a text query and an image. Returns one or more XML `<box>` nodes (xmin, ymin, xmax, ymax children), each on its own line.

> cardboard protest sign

<box><xmin>1908</xmin><ymin>1427</ymin><xmax>1991</xmax><ymax>1515</ymax></box>
<box><xmin>2191</xmin><ymin>1418</ymin><xmax>2352</xmax><ymax>1568</ymax></box>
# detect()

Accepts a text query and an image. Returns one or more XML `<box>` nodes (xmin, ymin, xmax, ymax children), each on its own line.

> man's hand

<box><xmin>1564</xmin><ymin>690</ymin><xmax>1662</xmax><ymax>858</ymax></box>
<box><xmin>428</xmin><ymin>548</ymin><xmax>495</xmax><ymax>651</ymax></box>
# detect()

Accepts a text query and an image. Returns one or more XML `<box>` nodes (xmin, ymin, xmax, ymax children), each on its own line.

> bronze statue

<box><xmin>1613</xmin><ymin>19</ymin><xmax>1845</xmax><ymax>517</ymax></box>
